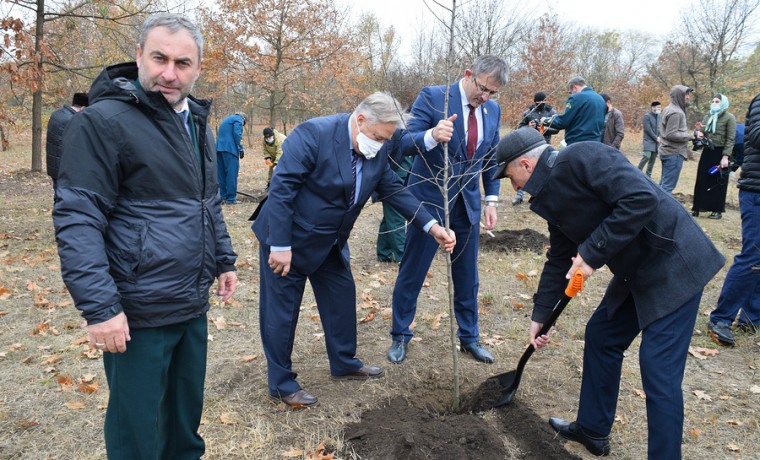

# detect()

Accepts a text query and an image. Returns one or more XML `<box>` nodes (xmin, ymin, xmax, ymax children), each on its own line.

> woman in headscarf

<box><xmin>692</xmin><ymin>94</ymin><xmax>736</xmax><ymax>219</ymax></box>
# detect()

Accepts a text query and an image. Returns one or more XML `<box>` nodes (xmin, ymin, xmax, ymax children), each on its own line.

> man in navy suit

<box><xmin>252</xmin><ymin>92</ymin><xmax>455</xmax><ymax>409</ymax></box>
<box><xmin>388</xmin><ymin>55</ymin><xmax>507</xmax><ymax>364</ymax></box>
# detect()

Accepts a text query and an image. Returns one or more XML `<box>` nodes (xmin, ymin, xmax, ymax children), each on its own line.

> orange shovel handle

<box><xmin>564</xmin><ymin>269</ymin><xmax>585</xmax><ymax>298</ymax></box>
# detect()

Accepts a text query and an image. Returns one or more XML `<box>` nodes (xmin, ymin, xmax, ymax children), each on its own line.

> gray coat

<box><xmin>642</xmin><ymin>110</ymin><xmax>659</xmax><ymax>152</ymax></box>
<box><xmin>523</xmin><ymin>142</ymin><xmax>725</xmax><ymax>329</ymax></box>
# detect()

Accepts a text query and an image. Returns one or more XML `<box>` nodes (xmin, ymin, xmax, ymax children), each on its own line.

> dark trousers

<box><xmin>577</xmin><ymin>292</ymin><xmax>701</xmax><ymax>459</ymax></box>
<box><xmin>711</xmin><ymin>189</ymin><xmax>760</xmax><ymax>326</ymax></box>
<box><xmin>391</xmin><ymin>198</ymin><xmax>480</xmax><ymax>343</ymax></box>
<box><xmin>259</xmin><ymin>244</ymin><xmax>363</xmax><ymax>397</ymax></box>
<box><xmin>376</xmin><ymin>202</ymin><xmax>406</xmax><ymax>262</ymax></box>
<box><xmin>103</xmin><ymin>314</ymin><xmax>208</xmax><ymax>460</ymax></box>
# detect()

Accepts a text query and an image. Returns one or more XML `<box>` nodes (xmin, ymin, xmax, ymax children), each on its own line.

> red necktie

<box><xmin>467</xmin><ymin>104</ymin><xmax>477</xmax><ymax>160</ymax></box>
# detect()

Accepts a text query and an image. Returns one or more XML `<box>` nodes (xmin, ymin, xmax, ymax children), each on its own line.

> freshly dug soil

<box><xmin>344</xmin><ymin>379</ymin><xmax>581</xmax><ymax>460</ymax></box>
<box><xmin>480</xmin><ymin>229</ymin><xmax>549</xmax><ymax>254</ymax></box>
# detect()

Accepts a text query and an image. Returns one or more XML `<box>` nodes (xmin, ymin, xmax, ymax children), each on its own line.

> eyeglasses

<box><xmin>472</xmin><ymin>76</ymin><xmax>499</xmax><ymax>99</ymax></box>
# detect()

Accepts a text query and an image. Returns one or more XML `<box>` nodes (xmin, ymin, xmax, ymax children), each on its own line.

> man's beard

<box><xmin>138</xmin><ymin>73</ymin><xmax>194</xmax><ymax>110</ymax></box>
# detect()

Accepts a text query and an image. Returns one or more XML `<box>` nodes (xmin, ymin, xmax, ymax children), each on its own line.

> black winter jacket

<box><xmin>519</xmin><ymin>103</ymin><xmax>559</xmax><ymax>142</ymax></box>
<box><xmin>524</xmin><ymin>142</ymin><xmax>724</xmax><ymax>329</ymax></box>
<box><xmin>45</xmin><ymin>105</ymin><xmax>76</xmax><ymax>181</ymax></box>
<box><xmin>53</xmin><ymin>62</ymin><xmax>237</xmax><ymax>328</ymax></box>
<box><xmin>740</xmin><ymin>93</ymin><xmax>760</xmax><ymax>193</ymax></box>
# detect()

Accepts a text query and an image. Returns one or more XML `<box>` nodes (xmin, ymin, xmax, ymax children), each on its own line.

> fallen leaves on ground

<box><xmin>241</xmin><ymin>354</ymin><xmax>258</xmax><ymax>363</ymax></box>
<box><xmin>633</xmin><ymin>389</ymin><xmax>646</xmax><ymax>399</ymax></box>
<box><xmin>219</xmin><ymin>413</ymin><xmax>236</xmax><ymax>425</ymax></box>
<box><xmin>688</xmin><ymin>428</ymin><xmax>703</xmax><ymax>437</ymax></box>
<box><xmin>694</xmin><ymin>390</ymin><xmax>712</xmax><ymax>401</ymax></box>
<box><xmin>750</xmin><ymin>385</ymin><xmax>760</xmax><ymax>394</ymax></box>
<box><xmin>41</xmin><ymin>355</ymin><xmax>63</xmax><ymax>365</ymax></box>
<box><xmin>306</xmin><ymin>441</ymin><xmax>334</xmax><ymax>460</ymax></box>
<box><xmin>359</xmin><ymin>309</ymin><xmax>376</xmax><ymax>323</ymax></box>
<box><xmin>64</xmin><ymin>401</ymin><xmax>85</xmax><ymax>410</ymax></box>
<box><xmin>71</xmin><ymin>336</ymin><xmax>88</xmax><ymax>346</ymax></box>
<box><xmin>727</xmin><ymin>443</ymin><xmax>741</xmax><ymax>452</ymax></box>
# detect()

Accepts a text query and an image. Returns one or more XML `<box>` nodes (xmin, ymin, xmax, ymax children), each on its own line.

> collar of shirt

<box><xmin>175</xmin><ymin>99</ymin><xmax>190</xmax><ymax>121</ymax></box>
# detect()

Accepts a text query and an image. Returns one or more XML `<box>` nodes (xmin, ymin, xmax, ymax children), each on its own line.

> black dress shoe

<box><xmin>708</xmin><ymin>212</ymin><xmax>722</xmax><ymax>219</ymax></box>
<box><xmin>387</xmin><ymin>340</ymin><xmax>408</xmax><ymax>363</ymax></box>
<box><xmin>271</xmin><ymin>389</ymin><xmax>319</xmax><ymax>409</ymax></box>
<box><xmin>707</xmin><ymin>321</ymin><xmax>735</xmax><ymax>345</ymax></box>
<box><xmin>331</xmin><ymin>365</ymin><xmax>385</xmax><ymax>380</ymax></box>
<box><xmin>549</xmin><ymin>417</ymin><xmax>610</xmax><ymax>456</ymax></box>
<box><xmin>460</xmin><ymin>341</ymin><xmax>494</xmax><ymax>363</ymax></box>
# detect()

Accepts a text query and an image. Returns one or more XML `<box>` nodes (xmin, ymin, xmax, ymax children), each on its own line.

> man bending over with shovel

<box><xmin>492</xmin><ymin>127</ymin><xmax>724</xmax><ymax>458</ymax></box>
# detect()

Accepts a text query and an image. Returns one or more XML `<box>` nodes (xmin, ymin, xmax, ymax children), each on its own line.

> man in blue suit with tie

<box><xmin>388</xmin><ymin>55</ymin><xmax>507</xmax><ymax>364</ymax></box>
<box><xmin>253</xmin><ymin>92</ymin><xmax>456</xmax><ymax>409</ymax></box>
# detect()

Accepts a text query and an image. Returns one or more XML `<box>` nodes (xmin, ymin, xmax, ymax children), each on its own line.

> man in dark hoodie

<box><xmin>659</xmin><ymin>85</ymin><xmax>693</xmax><ymax>194</ymax></box>
<box><xmin>53</xmin><ymin>14</ymin><xmax>237</xmax><ymax>459</ymax></box>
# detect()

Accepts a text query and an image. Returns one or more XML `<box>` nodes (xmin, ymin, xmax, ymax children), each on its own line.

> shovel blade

<box><xmin>492</xmin><ymin>370</ymin><xmax>519</xmax><ymax>408</ymax></box>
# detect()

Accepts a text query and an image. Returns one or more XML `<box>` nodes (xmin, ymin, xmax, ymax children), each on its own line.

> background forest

<box><xmin>3</xmin><ymin>0</ymin><xmax>760</xmax><ymax>168</ymax></box>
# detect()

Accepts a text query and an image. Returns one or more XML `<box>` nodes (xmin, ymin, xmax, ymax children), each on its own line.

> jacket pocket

<box><xmin>107</xmin><ymin>221</ymin><xmax>148</xmax><ymax>284</ymax></box>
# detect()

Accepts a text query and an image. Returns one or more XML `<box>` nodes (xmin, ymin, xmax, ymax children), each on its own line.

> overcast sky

<box><xmin>343</xmin><ymin>0</ymin><xmax>694</xmax><ymax>57</ymax></box>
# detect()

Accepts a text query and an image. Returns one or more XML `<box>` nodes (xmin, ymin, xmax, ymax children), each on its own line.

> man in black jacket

<box><xmin>492</xmin><ymin>128</ymin><xmax>724</xmax><ymax>458</ymax></box>
<box><xmin>53</xmin><ymin>14</ymin><xmax>237</xmax><ymax>459</ymax></box>
<box><xmin>513</xmin><ymin>91</ymin><xmax>558</xmax><ymax>205</ymax></box>
<box><xmin>45</xmin><ymin>92</ymin><xmax>88</xmax><ymax>190</ymax></box>
<box><xmin>707</xmin><ymin>93</ymin><xmax>760</xmax><ymax>345</ymax></box>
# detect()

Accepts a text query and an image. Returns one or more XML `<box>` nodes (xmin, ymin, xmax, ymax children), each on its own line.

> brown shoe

<box><xmin>271</xmin><ymin>389</ymin><xmax>319</xmax><ymax>409</ymax></box>
<box><xmin>331</xmin><ymin>365</ymin><xmax>385</xmax><ymax>380</ymax></box>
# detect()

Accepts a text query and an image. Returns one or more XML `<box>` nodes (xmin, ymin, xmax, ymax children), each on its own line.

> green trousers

<box><xmin>103</xmin><ymin>314</ymin><xmax>208</xmax><ymax>460</ymax></box>
<box><xmin>377</xmin><ymin>202</ymin><xmax>407</xmax><ymax>262</ymax></box>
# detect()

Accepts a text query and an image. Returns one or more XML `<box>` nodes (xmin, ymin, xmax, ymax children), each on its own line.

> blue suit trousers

<box><xmin>577</xmin><ymin>291</ymin><xmax>701</xmax><ymax>459</ymax></box>
<box><xmin>217</xmin><ymin>150</ymin><xmax>239</xmax><ymax>203</ymax></box>
<box><xmin>258</xmin><ymin>244</ymin><xmax>363</xmax><ymax>397</ymax></box>
<box><xmin>391</xmin><ymin>198</ymin><xmax>480</xmax><ymax>343</ymax></box>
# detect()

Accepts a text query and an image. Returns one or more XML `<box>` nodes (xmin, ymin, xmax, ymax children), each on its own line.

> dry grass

<box><xmin>0</xmin><ymin>127</ymin><xmax>758</xmax><ymax>459</ymax></box>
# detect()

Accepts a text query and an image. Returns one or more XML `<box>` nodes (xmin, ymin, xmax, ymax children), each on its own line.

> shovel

<box><xmin>492</xmin><ymin>269</ymin><xmax>585</xmax><ymax>408</ymax></box>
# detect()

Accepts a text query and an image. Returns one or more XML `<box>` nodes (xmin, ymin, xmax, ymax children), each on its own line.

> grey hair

<box><xmin>567</xmin><ymin>76</ymin><xmax>586</xmax><ymax>90</ymax></box>
<box><xmin>138</xmin><ymin>13</ymin><xmax>204</xmax><ymax>61</ymax></box>
<box><xmin>508</xmin><ymin>144</ymin><xmax>547</xmax><ymax>167</ymax></box>
<box><xmin>355</xmin><ymin>92</ymin><xmax>410</xmax><ymax>129</ymax></box>
<box><xmin>471</xmin><ymin>55</ymin><xmax>508</xmax><ymax>85</ymax></box>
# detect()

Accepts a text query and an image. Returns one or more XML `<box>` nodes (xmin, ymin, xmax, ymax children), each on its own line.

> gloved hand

<box><xmin>239</xmin><ymin>150</ymin><xmax>245</xmax><ymax>159</ymax></box>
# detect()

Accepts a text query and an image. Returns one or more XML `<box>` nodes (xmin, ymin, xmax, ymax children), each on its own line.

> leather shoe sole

<box><xmin>331</xmin><ymin>365</ymin><xmax>385</xmax><ymax>380</ymax></box>
<box><xmin>549</xmin><ymin>417</ymin><xmax>610</xmax><ymax>456</ymax></box>
<box><xmin>270</xmin><ymin>389</ymin><xmax>319</xmax><ymax>409</ymax></box>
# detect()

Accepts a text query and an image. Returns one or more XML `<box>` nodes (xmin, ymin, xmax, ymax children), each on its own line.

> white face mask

<box><xmin>265</xmin><ymin>136</ymin><xmax>274</xmax><ymax>144</ymax></box>
<box><xmin>354</xmin><ymin>116</ymin><xmax>384</xmax><ymax>159</ymax></box>
<box><xmin>710</xmin><ymin>103</ymin><xmax>721</xmax><ymax>111</ymax></box>
<box><xmin>654</xmin><ymin>108</ymin><xmax>661</xmax><ymax>114</ymax></box>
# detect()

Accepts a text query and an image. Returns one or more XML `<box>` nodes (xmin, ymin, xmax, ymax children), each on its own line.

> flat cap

<box><xmin>492</xmin><ymin>127</ymin><xmax>547</xmax><ymax>180</ymax></box>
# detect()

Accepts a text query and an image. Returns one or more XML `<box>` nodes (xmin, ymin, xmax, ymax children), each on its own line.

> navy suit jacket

<box><xmin>402</xmin><ymin>82</ymin><xmax>501</xmax><ymax>225</ymax></box>
<box><xmin>252</xmin><ymin>113</ymin><xmax>436</xmax><ymax>274</ymax></box>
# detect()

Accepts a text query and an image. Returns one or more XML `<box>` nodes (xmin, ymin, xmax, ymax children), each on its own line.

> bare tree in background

<box><xmin>455</xmin><ymin>0</ymin><xmax>530</xmax><ymax>65</ymax></box>
<box><xmin>2</xmin><ymin>0</ymin><xmax>154</xmax><ymax>171</ymax></box>
<box><xmin>652</xmin><ymin>0</ymin><xmax>760</xmax><ymax>114</ymax></box>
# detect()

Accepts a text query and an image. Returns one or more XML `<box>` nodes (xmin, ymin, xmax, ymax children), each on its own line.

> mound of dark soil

<box><xmin>344</xmin><ymin>382</ymin><xmax>580</xmax><ymax>460</ymax></box>
<box><xmin>480</xmin><ymin>229</ymin><xmax>549</xmax><ymax>254</ymax></box>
